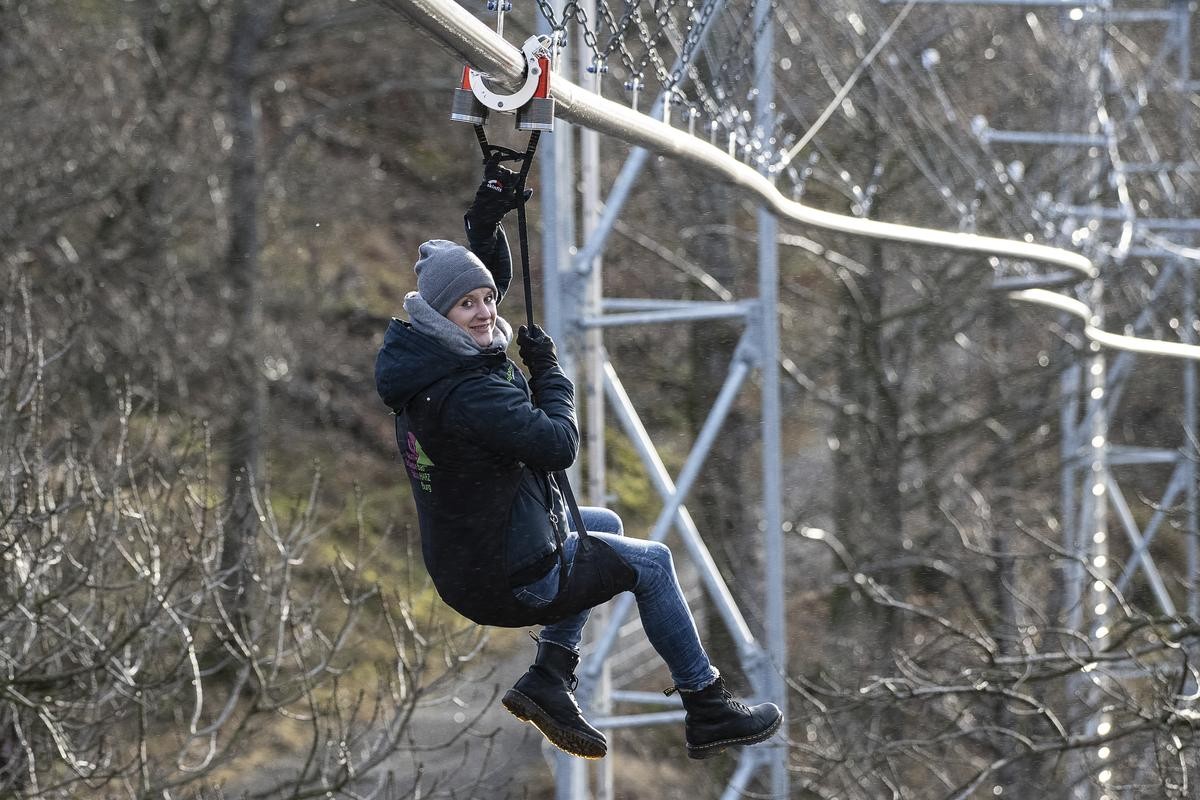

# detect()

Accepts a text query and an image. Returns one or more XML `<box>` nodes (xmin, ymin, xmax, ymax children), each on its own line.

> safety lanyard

<box><xmin>473</xmin><ymin>125</ymin><xmax>593</xmax><ymax>546</ymax></box>
<box><xmin>473</xmin><ymin>125</ymin><xmax>539</xmax><ymax>329</ymax></box>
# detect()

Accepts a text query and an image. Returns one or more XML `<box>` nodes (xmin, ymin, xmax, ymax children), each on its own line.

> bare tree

<box><xmin>1</xmin><ymin>260</ymin><xmax>506</xmax><ymax>798</ymax></box>
<box><xmin>0</xmin><ymin>3</ymin><xmax>518</xmax><ymax>795</ymax></box>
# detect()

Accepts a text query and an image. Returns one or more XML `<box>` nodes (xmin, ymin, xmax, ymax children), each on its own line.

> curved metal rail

<box><xmin>1012</xmin><ymin>289</ymin><xmax>1200</xmax><ymax>360</ymax></box>
<box><xmin>377</xmin><ymin>0</ymin><xmax>1200</xmax><ymax>362</ymax></box>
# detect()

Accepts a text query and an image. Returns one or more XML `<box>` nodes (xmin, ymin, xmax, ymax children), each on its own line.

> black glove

<box><xmin>518</xmin><ymin>324</ymin><xmax>558</xmax><ymax>377</ymax></box>
<box><xmin>464</xmin><ymin>152</ymin><xmax>533</xmax><ymax>234</ymax></box>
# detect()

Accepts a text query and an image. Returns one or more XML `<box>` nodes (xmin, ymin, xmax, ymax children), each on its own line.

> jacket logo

<box><xmin>505</xmin><ymin>362</ymin><xmax>515</xmax><ymax>383</ymax></box>
<box><xmin>405</xmin><ymin>432</ymin><xmax>434</xmax><ymax>493</ymax></box>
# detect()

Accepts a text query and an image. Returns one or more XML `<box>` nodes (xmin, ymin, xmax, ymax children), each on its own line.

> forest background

<box><xmin>4</xmin><ymin>0</ymin><xmax>1199</xmax><ymax>798</ymax></box>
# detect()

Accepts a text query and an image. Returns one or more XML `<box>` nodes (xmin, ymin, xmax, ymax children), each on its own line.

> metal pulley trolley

<box><xmin>451</xmin><ymin>34</ymin><xmax>555</xmax><ymax>132</ymax></box>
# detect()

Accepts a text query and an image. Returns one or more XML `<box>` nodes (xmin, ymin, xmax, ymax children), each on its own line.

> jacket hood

<box><xmin>375</xmin><ymin>318</ymin><xmax>505</xmax><ymax>412</ymax></box>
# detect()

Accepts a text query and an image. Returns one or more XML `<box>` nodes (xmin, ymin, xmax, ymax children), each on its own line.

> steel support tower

<box><xmin>539</xmin><ymin>0</ymin><xmax>789</xmax><ymax>796</ymax></box>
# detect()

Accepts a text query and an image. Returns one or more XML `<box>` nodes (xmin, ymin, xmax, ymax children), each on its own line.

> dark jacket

<box><xmin>376</xmin><ymin>226</ymin><xmax>635</xmax><ymax>626</ymax></box>
<box><xmin>375</xmin><ymin>314</ymin><xmax>578</xmax><ymax>586</ymax></box>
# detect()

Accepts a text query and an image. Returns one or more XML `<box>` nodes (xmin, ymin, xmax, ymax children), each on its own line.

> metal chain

<box><xmin>596</xmin><ymin>0</ymin><xmax>640</xmax><ymax>69</ymax></box>
<box><xmin>660</xmin><ymin>0</ymin><xmax>727</xmax><ymax>121</ymax></box>
<box><xmin>711</xmin><ymin>0</ymin><xmax>761</xmax><ymax>93</ymax></box>
<box><xmin>532</xmin><ymin>0</ymin><xmax>689</xmax><ymax>87</ymax></box>
<box><xmin>571</xmin><ymin>3</ymin><xmax>603</xmax><ymax>61</ymax></box>
<box><xmin>668</xmin><ymin>0</ymin><xmax>720</xmax><ymax>88</ymax></box>
<box><xmin>724</xmin><ymin>0</ymin><xmax>777</xmax><ymax>87</ymax></box>
<box><xmin>526</xmin><ymin>0</ymin><xmax>780</xmax><ymax>156</ymax></box>
<box><xmin>629</xmin><ymin>2</ymin><xmax>675</xmax><ymax>87</ymax></box>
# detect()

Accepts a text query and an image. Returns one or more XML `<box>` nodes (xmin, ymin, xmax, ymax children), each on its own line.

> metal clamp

<box><xmin>469</xmin><ymin>35</ymin><xmax>551</xmax><ymax>112</ymax></box>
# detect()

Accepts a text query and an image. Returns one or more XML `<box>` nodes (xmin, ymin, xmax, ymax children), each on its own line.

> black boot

<box><xmin>672</xmin><ymin>675</ymin><xmax>782</xmax><ymax>760</ymax></box>
<box><xmin>502</xmin><ymin>639</ymin><xmax>607</xmax><ymax>759</ymax></box>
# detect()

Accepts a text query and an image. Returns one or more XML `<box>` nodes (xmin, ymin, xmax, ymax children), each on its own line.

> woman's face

<box><xmin>446</xmin><ymin>286</ymin><xmax>497</xmax><ymax>348</ymax></box>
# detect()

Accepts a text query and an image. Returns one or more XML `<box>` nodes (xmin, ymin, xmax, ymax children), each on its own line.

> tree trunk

<box><xmin>220</xmin><ymin>0</ymin><xmax>265</xmax><ymax>625</ymax></box>
<box><xmin>986</xmin><ymin>297</ymin><xmax>1040</xmax><ymax>794</ymax></box>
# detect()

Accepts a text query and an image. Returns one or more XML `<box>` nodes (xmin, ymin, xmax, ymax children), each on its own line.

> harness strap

<box><xmin>472</xmin><ymin>124</ymin><xmax>489</xmax><ymax>158</ymax></box>
<box><xmin>474</xmin><ymin>124</ymin><xmax>540</xmax><ymax>328</ymax></box>
<box><xmin>555</xmin><ymin>470</ymin><xmax>591</xmax><ymax>542</ymax></box>
<box><xmin>513</xmin><ymin>132</ymin><xmax>540</xmax><ymax>329</ymax></box>
<box><xmin>473</xmin><ymin>126</ymin><xmax>594</xmax><ymax>562</ymax></box>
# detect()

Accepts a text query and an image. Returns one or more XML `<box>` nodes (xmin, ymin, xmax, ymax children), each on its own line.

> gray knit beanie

<box><xmin>414</xmin><ymin>239</ymin><xmax>498</xmax><ymax>316</ymax></box>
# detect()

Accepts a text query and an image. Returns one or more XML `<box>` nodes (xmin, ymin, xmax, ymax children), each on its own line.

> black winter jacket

<box><xmin>376</xmin><ymin>226</ymin><xmax>636</xmax><ymax>626</ymax></box>
<box><xmin>375</xmin><ymin>313</ymin><xmax>578</xmax><ymax>586</ymax></box>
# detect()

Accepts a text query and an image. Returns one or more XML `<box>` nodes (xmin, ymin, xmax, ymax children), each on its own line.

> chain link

<box><xmin>629</xmin><ymin>3</ymin><xmax>672</xmax><ymax>87</ymax></box>
<box><xmin>526</xmin><ymin>0</ymin><xmax>780</xmax><ymax>160</ymax></box>
<box><xmin>669</xmin><ymin>0</ymin><xmax>719</xmax><ymax>88</ymax></box>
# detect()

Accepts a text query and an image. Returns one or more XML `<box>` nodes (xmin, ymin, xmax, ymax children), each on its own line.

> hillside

<box><xmin>5</xmin><ymin>2</ymin><xmax>1199</xmax><ymax>798</ymax></box>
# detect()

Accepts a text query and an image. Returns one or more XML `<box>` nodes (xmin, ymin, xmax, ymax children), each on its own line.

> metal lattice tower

<box><xmin>1063</xmin><ymin>5</ymin><xmax>1199</xmax><ymax>795</ymax></box>
<box><xmin>538</xmin><ymin>0</ymin><xmax>789</xmax><ymax>795</ymax></box>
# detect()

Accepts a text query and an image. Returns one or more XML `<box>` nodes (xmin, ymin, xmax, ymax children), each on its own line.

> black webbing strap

<box><xmin>472</xmin><ymin>124</ymin><xmax>489</xmax><ymax>157</ymax></box>
<box><xmin>472</xmin><ymin>125</ymin><xmax>540</xmax><ymax>330</ymax></box>
<box><xmin>554</xmin><ymin>472</ymin><xmax>590</xmax><ymax>544</ymax></box>
<box><xmin>513</xmin><ymin>131</ymin><xmax>540</xmax><ymax>329</ymax></box>
<box><xmin>472</xmin><ymin>125</ymin><xmax>591</xmax><ymax>546</ymax></box>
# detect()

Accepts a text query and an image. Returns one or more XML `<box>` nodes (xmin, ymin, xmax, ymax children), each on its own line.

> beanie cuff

<box><xmin>414</xmin><ymin>239</ymin><xmax>498</xmax><ymax>316</ymax></box>
<box><xmin>430</xmin><ymin>266</ymin><xmax>497</xmax><ymax>315</ymax></box>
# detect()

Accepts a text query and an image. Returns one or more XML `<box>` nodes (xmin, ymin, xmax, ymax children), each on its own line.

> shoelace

<box><xmin>663</xmin><ymin>680</ymin><xmax>750</xmax><ymax>712</ymax></box>
<box><xmin>720</xmin><ymin>687</ymin><xmax>750</xmax><ymax>714</ymax></box>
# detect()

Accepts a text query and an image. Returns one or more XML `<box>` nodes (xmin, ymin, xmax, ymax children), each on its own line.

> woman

<box><xmin>375</xmin><ymin>158</ymin><xmax>781</xmax><ymax>760</ymax></box>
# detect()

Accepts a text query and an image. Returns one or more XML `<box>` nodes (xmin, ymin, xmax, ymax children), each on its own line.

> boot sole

<box><xmin>501</xmin><ymin>689</ymin><xmax>607</xmax><ymax>760</ymax></box>
<box><xmin>686</xmin><ymin>711</ymin><xmax>783</xmax><ymax>760</ymax></box>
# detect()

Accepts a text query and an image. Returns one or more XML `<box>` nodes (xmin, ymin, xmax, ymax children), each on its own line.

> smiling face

<box><xmin>446</xmin><ymin>286</ymin><xmax>498</xmax><ymax>348</ymax></box>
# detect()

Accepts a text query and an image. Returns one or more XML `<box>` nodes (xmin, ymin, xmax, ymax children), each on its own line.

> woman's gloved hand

<box><xmin>464</xmin><ymin>153</ymin><xmax>534</xmax><ymax>234</ymax></box>
<box><xmin>518</xmin><ymin>324</ymin><xmax>558</xmax><ymax>377</ymax></box>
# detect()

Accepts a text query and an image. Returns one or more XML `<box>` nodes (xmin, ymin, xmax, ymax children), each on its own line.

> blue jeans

<box><xmin>513</xmin><ymin>507</ymin><xmax>718</xmax><ymax>691</ymax></box>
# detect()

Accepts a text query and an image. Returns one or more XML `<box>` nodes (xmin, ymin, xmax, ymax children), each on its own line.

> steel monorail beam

<box><xmin>376</xmin><ymin>0</ymin><xmax>1095</xmax><ymax>277</ymax></box>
